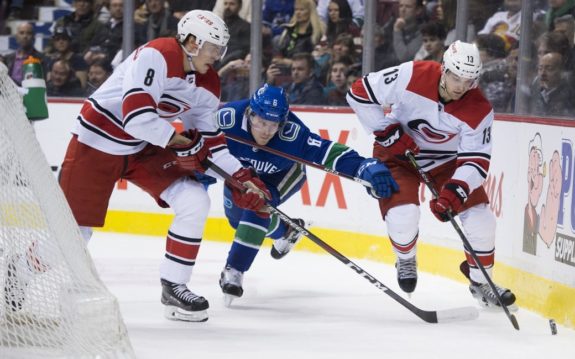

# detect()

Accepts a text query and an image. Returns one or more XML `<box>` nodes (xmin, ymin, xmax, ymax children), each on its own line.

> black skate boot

<box><xmin>459</xmin><ymin>261</ymin><xmax>516</xmax><ymax>308</ymax></box>
<box><xmin>395</xmin><ymin>257</ymin><xmax>417</xmax><ymax>294</ymax></box>
<box><xmin>271</xmin><ymin>218</ymin><xmax>305</xmax><ymax>259</ymax></box>
<box><xmin>161</xmin><ymin>279</ymin><xmax>209</xmax><ymax>322</ymax></box>
<box><xmin>219</xmin><ymin>265</ymin><xmax>243</xmax><ymax>307</ymax></box>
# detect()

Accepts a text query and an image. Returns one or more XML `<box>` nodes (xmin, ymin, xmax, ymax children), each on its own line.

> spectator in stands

<box><xmin>436</xmin><ymin>0</ymin><xmax>476</xmax><ymax>45</ymax></box>
<box><xmin>84</xmin><ymin>0</ymin><xmax>123</xmax><ymax>65</ymax></box>
<box><xmin>315</xmin><ymin>32</ymin><xmax>360</xmax><ymax>83</ymax></box>
<box><xmin>135</xmin><ymin>0</ymin><xmax>179</xmax><ymax>46</ymax></box>
<box><xmin>324</xmin><ymin>55</ymin><xmax>352</xmax><ymax>106</ymax></box>
<box><xmin>276</xmin><ymin>0</ymin><xmax>325</xmax><ymax>59</ymax></box>
<box><xmin>218</xmin><ymin>0</ymin><xmax>250</xmax><ymax>68</ymax></box>
<box><xmin>537</xmin><ymin>30</ymin><xmax>574</xmax><ymax>71</ymax></box>
<box><xmin>529</xmin><ymin>51</ymin><xmax>575</xmax><ymax>116</ymax></box>
<box><xmin>167</xmin><ymin>0</ymin><xmax>217</xmax><ymax>19</ymax></box>
<box><xmin>475</xmin><ymin>34</ymin><xmax>513</xmax><ymax>112</ymax></box>
<box><xmin>478</xmin><ymin>0</ymin><xmax>522</xmax><ymax>49</ymax></box>
<box><xmin>55</xmin><ymin>0</ymin><xmax>103</xmax><ymax>53</ymax></box>
<box><xmin>325</xmin><ymin>0</ymin><xmax>360</xmax><ymax>46</ymax></box>
<box><xmin>213</xmin><ymin>0</ymin><xmax>251</xmax><ymax>23</ymax></box>
<box><xmin>0</xmin><ymin>22</ymin><xmax>44</xmax><ymax>86</ymax></box>
<box><xmin>545</xmin><ymin>0</ymin><xmax>575</xmax><ymax>31</ymax></box>
<box><xmin>262</xmin><ymin>0</ymin><xmax>294</xmax><ymax>39</ymax></box>
<box><xmin>44</xmin><ymin>25</ymin><xmax>89</xmax><ymax>88</ymax></box>
<box><xmin>84</xmin><ymin>58</ymin><xmax>113</xmax><ymax>96</ymax></box>
<box><xmin>502</xmin><ymin>45</ymin><xmax>520</xmax><ymax>112</ymax></box>
<box><xmin>416</xmin><ymin>21</ymin><xmax>447</xmax><ymax>62</ymax></box>
<box><xmin>332</xmin><ymin>32</ymin><xmax>360</xmax><ymax>64</ymax></box>
<box><xmin>5</xmin><ymin>0</ymin><xmax>23</xmax><ymax>21</ymax></box>
<box><xmin>219</xmin><ymin>53</ymin><xmax>252</xmax><ymax>102</ymax></box>
<box><xmin>393</xmin><ymin>0</ymin><xmax>424</xmax><ymax>62</ymax></box>
<box><xmin>266</xmin><ymin>57</ymin><xmax>294</xmax><ymax>88</ymax></box>
<box><xmin>317</xmin><ymin>0</ymin><xmax>364</xmax><ymax>29</ymax></box>
<box><xmin>374</xmin><ymin>24</ymin><xmax>399</xmax><ymax>70</ymax></box>
<box><xmin>94</xmin><ymin>0</ymin><xmax>111</xmax><ymax>23</ymax></box>
<box><xmin>282</xmin><ymin>52</ymin><xmax>325</xmax><ymax>105</ymax></box>
<box><xmin>46</xmin><ymin>59</ymin><xmax>83</xmax><ymax>97</ymax></box>
<box><xmin>553</xmin><ymin>14</ymin><xmax>575</xmax><ymax>70</ymax></box>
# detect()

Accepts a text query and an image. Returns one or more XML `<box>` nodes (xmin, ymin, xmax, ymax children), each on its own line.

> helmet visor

<box><xmin>200</xmin><ymin>41</ymin><xmax>228</xmax><ymax>60</ymax></box>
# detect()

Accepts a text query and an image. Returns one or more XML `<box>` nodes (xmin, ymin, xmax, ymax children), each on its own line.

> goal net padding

<box><xmin>0</xmin><ymin>63</ymin><xmax>135</xmax><ymax>358</ymax></box>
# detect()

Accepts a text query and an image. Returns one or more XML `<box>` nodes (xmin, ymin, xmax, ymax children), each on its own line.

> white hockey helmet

<box><xmin>442</xmin><ymin>40</ymin><xmax>482</xmax><ymax>84</ymax></box>
<box><xmin>177</xmin><ymin>10</ymin><xmax>230</xmax><ymax>58</ymax></box>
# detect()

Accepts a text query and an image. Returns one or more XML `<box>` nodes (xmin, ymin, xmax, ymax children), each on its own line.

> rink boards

<box><xmin>35</xmin><ymin>101</ymin><xmax>575</xmax><ymax>328</ymax></box>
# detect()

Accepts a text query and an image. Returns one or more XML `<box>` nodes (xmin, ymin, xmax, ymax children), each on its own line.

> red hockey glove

<box><xmin>429</xmin><ymin>179</ymin><xmax>470</xmax><ymax>222</ymax></box>
<box><xmin>227</xmin><ymin>168</ymin><xmax>272</xmax><ymax>217</ymax></box>
<box><xmin>170</xmin><ymin>129</ymin><xmax>211</xmax><ymax>173</ymax></box>
<box><xmin>374</xmin><ymin>124</ymin><xmax>419</xmax><ymax>160</ymax></box>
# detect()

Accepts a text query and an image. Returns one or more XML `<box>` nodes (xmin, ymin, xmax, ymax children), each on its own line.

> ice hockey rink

<box><xmin>88</xmin><ymin>232</ymin><xmax>575</xmax><ymax>359</ymax></box>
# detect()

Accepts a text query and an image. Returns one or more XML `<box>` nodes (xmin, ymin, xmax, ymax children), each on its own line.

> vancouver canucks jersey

<box><xmin>216</xmin><ymin>99</ymin><xmax>366</xmax><ymax>205</ymax></box>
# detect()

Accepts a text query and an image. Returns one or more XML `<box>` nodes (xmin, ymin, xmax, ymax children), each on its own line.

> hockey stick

<box><xmin>224</xmin><ymin>133</ymin><xmax>373</xmax><ymax>189</ymax></box>
<box><xmin>405</xmin><ymin>151</ymin><xmax>520</xmax><ymax>330</ymax></box>
<box><xmin>205</xmin><ymin>158</ymin><xmax>479</xmax><ymax>324</ymax></box>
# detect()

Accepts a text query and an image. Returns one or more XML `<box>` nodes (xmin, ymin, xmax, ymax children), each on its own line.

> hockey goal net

<box><xmin>0</xmin><ymin>64</ymin><xmax>135</xmax><ymax>357</ymax></box>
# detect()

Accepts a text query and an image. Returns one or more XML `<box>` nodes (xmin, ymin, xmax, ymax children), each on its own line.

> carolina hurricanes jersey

<box><xmin>73</xmin><ymin>37</ymin><xmax>242</xmax><ymax>176</ymax></box>
<box><xmin>346</xmin><ymin>61</ymin><xmax>494</xmax><ymax>193</ymax></box>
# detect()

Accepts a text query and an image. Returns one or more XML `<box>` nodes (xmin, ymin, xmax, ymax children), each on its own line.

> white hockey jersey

<box><xmin>73</xmin><ymin>37</ymin><xmax>241</xmax><ymax>176</ymax></box>
<box><xmin>346</xmin><ymin>60</ymin><xmax>493</xmax><ymax>193</ymax></box>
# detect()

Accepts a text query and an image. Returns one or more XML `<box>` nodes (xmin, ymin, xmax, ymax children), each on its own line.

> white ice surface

<box><xmin>89</xmin><ymin>232</ymin><xmax>575</xmax><ymax>359</ymax></box>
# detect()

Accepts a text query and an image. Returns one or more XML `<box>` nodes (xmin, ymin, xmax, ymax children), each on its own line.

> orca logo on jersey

<box><xmin>278</xmin><ymin>121</ymin><xmax>300</xmax><ymax>142</ymax></box>
<box><xmin>407</xmin><ymin>119</ymin><xmax>456</xmax><ymax>144</ymax></box>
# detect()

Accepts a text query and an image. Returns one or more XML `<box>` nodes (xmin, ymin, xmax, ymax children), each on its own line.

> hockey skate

<box><xmin>160</xmin><ymin>279</ymin><xmax>209</xmax><ymax>322</ymax></box>
<box><xmin>460</xmin><ymin>261</ymin><xmax>517</xmax><ymax>310</ymax></box>
<box><xmin>395</xmin><ymin>256</ymin><xmax>417</xmax><ymax>294</ymax></box>
<box><xmin>219</xmin><ymin>265</ymin><xmax>243</xmax><ymax>307</ymax></box>
<box><xmin>270</xmin><ymin>218</ymin><xmax>305</xmax><ymax>259</ymax></box>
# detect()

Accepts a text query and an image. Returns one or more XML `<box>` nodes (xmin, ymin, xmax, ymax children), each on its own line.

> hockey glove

<box><xmin>374</xmin><ymin>124</ymin><xmax>419</xmax><ymax>161</ymax></box>
<box><xmin>430</xmin><ymin>179</ymin><xmax>470</xmax><ymax>222</ymax></box>
<box><xmin>170</xmin><ymin>129</ymin><xmax>211</xmax><ymax>173</ymax></box>
<box><xmin>356</xmin><ymin>158</ymin><xmax>399</xmax><ymax>199</ymax></box>
<box><xmin>228</xmin><ymin>167</ymin><xmax>272</xmax><ymax>217</ymax></box>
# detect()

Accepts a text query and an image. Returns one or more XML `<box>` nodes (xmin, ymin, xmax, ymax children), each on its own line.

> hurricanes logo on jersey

<box><xmin>407</xmin><ymin>119</ymin><xmax>456</xmax><ymax>144</ymax></box>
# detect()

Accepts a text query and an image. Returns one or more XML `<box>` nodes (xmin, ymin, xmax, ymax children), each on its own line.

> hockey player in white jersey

<box><xmin>58</xmin><ymin>10</ymin><xmax>271</xmax><ymax>322</ymax></box>
<box><xmin>346</xmin><ymin>41</ymin><xmax>516</xmax><ymax>308</ymax></box>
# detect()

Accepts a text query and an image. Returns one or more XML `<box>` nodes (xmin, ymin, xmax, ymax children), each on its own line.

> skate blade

<box><xmin>164</xmin><ymin>305</ymin><xmax>208</xmax><ymax>322</ymax></box>
<box><xmin>475</xmin><ymin>298</ymin><xmax>518</xmax><ymax>313</ymax></box>
<box><xmin>223</xmin><ymin>294</ymin><xmax>239</xmax><ymax>307</ymax></box>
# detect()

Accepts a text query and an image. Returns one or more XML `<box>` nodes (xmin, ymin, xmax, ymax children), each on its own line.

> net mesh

<box><xmin>0</xmin><ymin>64</ymin><xmax>135</xmax><ymax>358</ymax></box>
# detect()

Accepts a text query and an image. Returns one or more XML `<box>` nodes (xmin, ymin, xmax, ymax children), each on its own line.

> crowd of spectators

<box><xmin>0</xmin><ymin>0</ymin><xmax>574</xmax><ymax>118</ymax></box>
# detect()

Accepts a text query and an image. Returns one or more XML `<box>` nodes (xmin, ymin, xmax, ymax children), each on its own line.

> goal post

<box><xmin>0</xmin><ymin>63</ymin><xmax>135</xmax><ymax>358</ymax></box>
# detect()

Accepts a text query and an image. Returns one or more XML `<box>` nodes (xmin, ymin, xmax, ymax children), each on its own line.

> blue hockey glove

<box><xmin>356</xmin><ymin>158</ymin><xmax>399</xmax><ymax>199</ymax></box>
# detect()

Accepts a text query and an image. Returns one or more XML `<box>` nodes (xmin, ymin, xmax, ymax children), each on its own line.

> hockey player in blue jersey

<box><xmin>215</xmin><ymin>84</ymin><xmax>399</xmax><ymax>304</ymax></box>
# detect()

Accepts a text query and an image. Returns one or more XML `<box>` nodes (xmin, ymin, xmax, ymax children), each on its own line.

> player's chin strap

<box><xmin>179</xmin><ymin>40</ymin><xmax>199</xmax><ymax>70</ymax></box>
<box><xmin>405</xmin><ymin>150</ymin><xmax>520</xmax><ymax>330</ymax></box>
<box><xmin>204</xmin><ymin>157</ymin><xmax>479</xmax><ymax>324</ymax></box>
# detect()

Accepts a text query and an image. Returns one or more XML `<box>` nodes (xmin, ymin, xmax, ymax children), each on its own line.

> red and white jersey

<box><xmin>73</xmin><ymin>37</ymin><xmax>241</xmax><ymax>176</ymax></box>
<box><xmin>347</xmin><ymin>61</ymin><xmax>494</xmax><ymax>193</ymax></box>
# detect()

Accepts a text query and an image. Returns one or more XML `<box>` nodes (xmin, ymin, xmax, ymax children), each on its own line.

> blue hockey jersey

<box><xmin>215</xmin><ymin>99</ymin><xmax>367</xmax><ymax>205</ymax></box>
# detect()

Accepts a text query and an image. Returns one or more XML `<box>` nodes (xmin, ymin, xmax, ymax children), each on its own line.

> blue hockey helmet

<box><xmin>249</xmin><ymin>84</ymin><xmax>289</xmax><ymax>123</ymax></box>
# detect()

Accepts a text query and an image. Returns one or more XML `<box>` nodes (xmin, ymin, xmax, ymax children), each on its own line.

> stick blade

<box><xmin>436</xmin><ymin>306</ymin><xmax>479</xmax><ymax>323</ymax></box>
